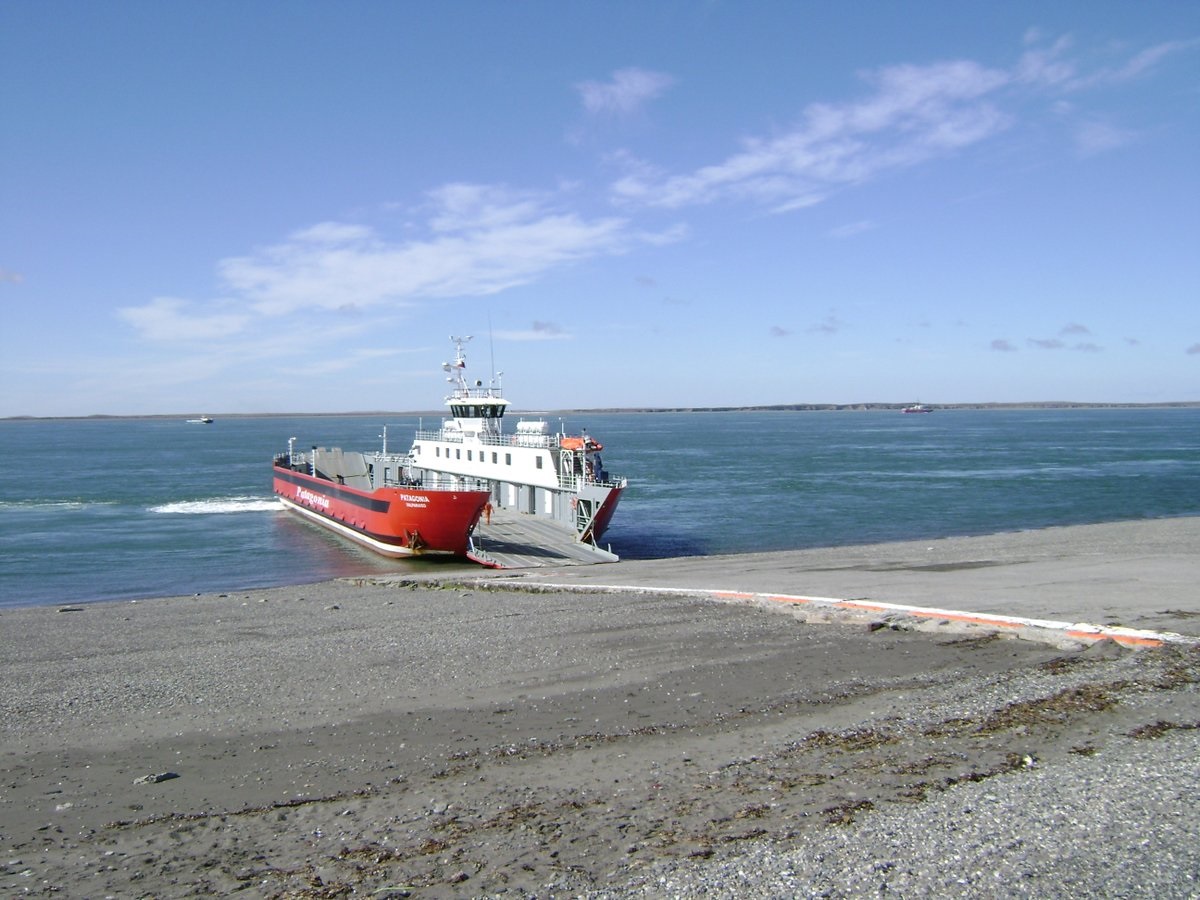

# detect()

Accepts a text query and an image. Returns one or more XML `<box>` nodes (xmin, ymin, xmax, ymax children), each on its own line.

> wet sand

<box><xmin>2</xmin><ymin>518</ymin><xmax>1198</xmax><ymax>896</ymax></box>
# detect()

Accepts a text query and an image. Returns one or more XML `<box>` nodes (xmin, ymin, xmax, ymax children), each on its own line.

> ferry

<box><xmin>272</xmin><ymin>334</ymin><xmax>626</xmax><ymax>566</ymax></box>
<box><xmin>272</xmin><ymin>437</ymin><xmax>492</xmax><ymax>559</ymax></box>
<box><xmin>902</xmin><ymin>403</ymin><xmax>933</xmax><ymax>414</ymax></box>
<box><xmin>408</xmin><ymin>335</ymin><xmax>627</xmax><ymax>553</ymax></box>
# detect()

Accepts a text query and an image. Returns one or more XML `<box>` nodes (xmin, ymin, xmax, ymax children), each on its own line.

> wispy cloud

<box><xmin>612</xmin><ymin>59</ymin><xmax>1011</xmax><ymax>211</ymax></box>
<box><xmin>610</xmin><ymin>34</ymin><xmax>1193</xmax><ymax>212</ymax></box>
<box><xmin>829</xmin><ymin>220</ymin><xmax>878</xmax><ymax>239</ymax></box>
<box><xmin>222</xmin><ymin>190</ymin><xmax>636</xmax><ymax>319</ymax></box>
<box><xmin>0</xmin><ymin>267</ymin><xmax>23</xmax><ymax>284</ymax></box>
<box><xmin>769</xmin><ymin>325</ymin><xmax>791</xmax><ymax>337</ymax></box>
<box><xmin>119</xmin><ymin>185</ymin><xmax>674</xmax><ymax>342</ymax></box>
<box><xmin>117</xmin><ymin>297</ymin><xmax>251</xmax><ymax>342</ymax></box>
<box><xmin>1074</xmin><ymin>119</ymin><xmax>1135</xmax><ymax>156</ymax></box>
<box><xmin>809</xmin><ymin>314</ymin><xmax>843</xmax><ymax>335</ymax></box>
<box><xmin>1028</xmin><ymin>333</ymin><xmax>1105</xmax><ymax>352</ymax></box>
<box><xmin>495</xmin><ymin>321</ymin><xmax>571</xmax><ymax>341</ymax></box>
<box><xmin>991</xmin><ymin>339</ymin><xmax>1018</xmax><ymax>352</ymax></box>
<box><xmin>577</xmin><ymin>67</ymin><xmax>676</xmax><ymax>115</ymax></box>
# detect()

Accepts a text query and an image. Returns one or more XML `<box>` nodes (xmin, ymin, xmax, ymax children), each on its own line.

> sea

<box><xmin>2</xmin><ymin>408</ymin><xmax>1198</xmax><ymax>610</ymax></box>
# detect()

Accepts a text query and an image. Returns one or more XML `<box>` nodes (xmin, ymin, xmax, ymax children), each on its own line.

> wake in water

<box><xmin>150</xmin><ymin>497</ymin><xmax>284</xmax><ymax>515</ymax></box>
<box><xmin>0</xmin><ymin>499</ymin><xmax>102</xmax><ymax>511</ymax></box>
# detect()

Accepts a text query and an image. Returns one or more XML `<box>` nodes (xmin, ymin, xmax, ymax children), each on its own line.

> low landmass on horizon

<box><xmin>5</xmin><ymin>401</ymin><xmax>1200</xmax><ymax>422</ymax></box>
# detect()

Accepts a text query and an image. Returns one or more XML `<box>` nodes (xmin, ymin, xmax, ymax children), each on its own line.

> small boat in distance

<box><xmin>186</xmin><ymin>416</ymin><xmax>214</xmax><ymax>424</ymax></box>
<box><xmin>902</xmin><ymin>403</ymin><xmax>933</xmax><ymax>414</ymax></box>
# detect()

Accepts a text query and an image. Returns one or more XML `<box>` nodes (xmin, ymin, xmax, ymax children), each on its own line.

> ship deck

<box><xmin>467</xmin><ymin>506</ymin><xmax>619</xmax><ymax>569</ymax></box>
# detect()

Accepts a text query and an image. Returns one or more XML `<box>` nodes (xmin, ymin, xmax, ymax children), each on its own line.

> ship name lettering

<box><xmin>400</xmin><ymin>493</ymin><xmax>430</xmax><ymax>504</ymax></box>
<box><xmin>297</xmin><ymin>488</ymin><xmax>330</xmax><ymax>509</ymax></box>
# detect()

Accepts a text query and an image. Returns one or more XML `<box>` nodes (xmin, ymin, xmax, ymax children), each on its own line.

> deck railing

<box><xmin>414</xmin><ymin>429</ymin><xmax>556</xmax><ymax>449</ymax></box>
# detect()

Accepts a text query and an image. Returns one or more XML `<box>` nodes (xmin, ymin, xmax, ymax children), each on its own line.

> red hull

<box><xmin>273</xmin><ymin>466</ymin><xmax>490</xmax><ymax>558</ymax></box>
<box><xmin>586</xmin><ymin>486</ymin><xmax>624</xmax><ymax>544</ymax></box>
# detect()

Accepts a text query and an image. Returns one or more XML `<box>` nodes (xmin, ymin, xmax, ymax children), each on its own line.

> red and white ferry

<box><xmin>408</xmin><ymin>335</ymin><xmax>626</xmax><ymax>552</ymax></box>
<box><xmin>273</xmin><ymin>334</ymin><xmax>627</xmax><ymax>565</ymax></box>
<box><xmin>273</xmin><ymin>437</ymin><xmax>492</xmax><ymax>559</ymax></box>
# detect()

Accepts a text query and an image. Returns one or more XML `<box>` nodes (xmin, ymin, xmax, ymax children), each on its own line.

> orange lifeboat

<box><xmin>560</xmin><ymin>436</ymin><xmax>603</xmax><ymax>452</ymax></box>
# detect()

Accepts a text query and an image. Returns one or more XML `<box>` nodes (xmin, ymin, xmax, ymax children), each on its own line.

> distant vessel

<box><xmin>407</xmin><ymin>335</ymin><xmax>627</xmax><ymax>552</ymax></box>
<box><xmin>186</xmin><ymin>416</ymin><xmax>214</xmax><ymax>424</ymax></box>
<box><xmin>273</xmin><ymin>436</ymin><xmax>492</xmax><ymax>559</ymax></box>
<box><xmin>902</xmin><ymin>403</ymin><xmax>933</xmax><ymax>414</ymax></box>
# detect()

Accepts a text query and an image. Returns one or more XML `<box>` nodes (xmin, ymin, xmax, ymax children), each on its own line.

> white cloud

<box><xmin>1110</xmin><ymin>40</ymin><xmax>1195</xmax><ymax>82</ymax></box>
<box><xmin>829</xmin><ymin>220</ymin><xmax>878</xmax><ymax>239</ymax></box>
<box><xmin>612</xmin><ymin>59</ymin><xmax>1012</xmax><ymax>212</ymax></box>
<box><xmin>495</xmin><ymin>321</ymin><xmax>572</xmax><ymax>341</ymax></box>
<box><xmin>1074</xmin><ymin>119</ymin><xmax>1134</xmax><ymax>156</ymax></box>
<box><xmin>117</xmin><ymin>297</ymin><xmax>251</xmax><ymax>341</ymax></box>
<box><xmin>1016</xmin><ymin>34</ymin><xmax>1197</xmax><ymax>96</ymax></box>
<box><xmin>577</xmin><ymin>67</ymin><xmax>676</xmax><ymax>115</ymax></box>
<box><xmin>117</xmin><ymin>184</ymin><xmax>682</xmax><ymax>364</ymax></box>
<box><xmin>218</xmin><ymin>192</ymin><xmax>635</xmax><ymax>318</ymax></box>
<box><xmin>609</xmin><ymin>34</ymin><xmax>1194</xmax><ymax>215</ymax></box>
<box><xmin>1015</xmin><ymin>33</ymin><xmax>1076</xmax><ymax>87</ymax></box>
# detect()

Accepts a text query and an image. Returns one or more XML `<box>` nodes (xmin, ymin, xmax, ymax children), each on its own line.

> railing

<box><xmin>414</xmin><ymin>428</ymin><xmax>554</xmax><ymax>448</ymax></box>
<box><xmin>557</xmin><ymin>473</ymin><xmax>627</xmax><ymax>491</ymax></box>
<box><xmin>451</xmin><ymin>387</ymin><xmax>505</xmax><ymax>400</ymax></box>
<box><xmin>400</xmin><ymin>473</ymin><xmax>491</xmax><ymax>492</ymax></box>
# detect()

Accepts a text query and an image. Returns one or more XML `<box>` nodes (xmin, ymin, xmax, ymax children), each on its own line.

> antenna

<box><xmin>488</xmin><ymin>311</ymin><xmax>496</xmax><ymax>387</ymax></box>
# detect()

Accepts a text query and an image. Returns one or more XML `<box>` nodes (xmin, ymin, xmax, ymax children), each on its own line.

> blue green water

<box><xmin>1</xmin><ymin>409</ymin><xmax>1198</xmax><ymax>608</ymax></box>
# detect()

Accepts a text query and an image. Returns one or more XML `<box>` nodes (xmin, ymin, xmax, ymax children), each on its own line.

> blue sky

<box><xmin>2</xmin><ymin>1</ymin><xmax>1198</xmax><ymax>416</ymax></box>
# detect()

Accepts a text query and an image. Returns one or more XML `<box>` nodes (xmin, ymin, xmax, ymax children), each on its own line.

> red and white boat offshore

<box><xmin>408</xmin><ymin>335</ymin><xmax>627</xmax><ymax>553</ymax></box>
<box><xmin>273</xmin><ymin>437</ymin><xmax>492</xmax><ymax>559</ymax></box>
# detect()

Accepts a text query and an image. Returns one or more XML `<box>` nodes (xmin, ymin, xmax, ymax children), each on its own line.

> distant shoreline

<box><xmin>5</xmin><ymin>401</ymin><xmax>1200</xmax><ymax>422</ymax></box>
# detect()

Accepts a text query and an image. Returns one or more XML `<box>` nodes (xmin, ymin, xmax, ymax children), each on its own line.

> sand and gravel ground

<box><xmin>2</xmin><ymin>518</ymin><xmax>1198</xmax><ymax>897</ymax></box>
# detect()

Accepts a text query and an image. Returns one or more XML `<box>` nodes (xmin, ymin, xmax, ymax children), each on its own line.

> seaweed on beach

<box><xmin>822</xmin><ymin>799</ymin><xmax>875</xmax><ymax>825</ymax></box>
<box><xmin>1128</xmin><ymin>719</ymin><xmax>1200</xmax><ymax>739</ymax></box>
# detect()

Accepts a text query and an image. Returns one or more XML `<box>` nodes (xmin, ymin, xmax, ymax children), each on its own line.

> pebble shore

<box><xmin>2</xmin><ymin>518</ymin><xmax>1197</xmax><ymax>897</ymax></box>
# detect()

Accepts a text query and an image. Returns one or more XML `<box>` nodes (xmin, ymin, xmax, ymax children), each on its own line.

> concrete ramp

<box><xmin>468</xmin><ymin>508</ymin><xmax>618</xmax><ymax>568</ymax></box>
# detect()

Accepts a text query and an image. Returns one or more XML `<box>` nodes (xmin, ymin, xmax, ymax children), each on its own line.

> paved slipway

<box><xmin>456</xmin><ymin>517</ymin><xmax>1200</xmax><ymax>646</ymax></box>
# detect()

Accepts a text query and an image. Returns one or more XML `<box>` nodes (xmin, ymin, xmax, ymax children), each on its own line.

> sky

<box><xmin>2</xmin><ymin>1</ymin><xmax>1198</xmax><ymax>417</ymax></box>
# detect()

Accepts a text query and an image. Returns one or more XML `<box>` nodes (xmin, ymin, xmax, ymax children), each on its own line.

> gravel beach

<box><xmin>2</xmin><ymin>518</ymin><xmax>1198</xmax><ymax>897</ymax></box>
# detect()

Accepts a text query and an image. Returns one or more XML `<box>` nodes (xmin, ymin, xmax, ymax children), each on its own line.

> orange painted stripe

<box><xmin>511</xmin><ymin>581</ymin><xmax>1195</xmax><ymax>649</ymax></box>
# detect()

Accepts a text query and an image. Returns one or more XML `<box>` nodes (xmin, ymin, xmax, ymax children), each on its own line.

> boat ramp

<box><xmin>467</xmin><ymin>505</ymin><xmax>619</xmax><ymax>569</ymax></box>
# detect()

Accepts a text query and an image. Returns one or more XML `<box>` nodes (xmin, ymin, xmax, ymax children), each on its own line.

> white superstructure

<box><xmin>407</xmin><ymin>335</ymin><xmax>626</xmax><ymax>548</ymax></box>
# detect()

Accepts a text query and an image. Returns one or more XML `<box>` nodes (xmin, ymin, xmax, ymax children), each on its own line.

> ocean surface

<box><xmin>2</xmin><ymin>408</ymin><xmax>1198</xmax><ymax>609</ymax></box>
